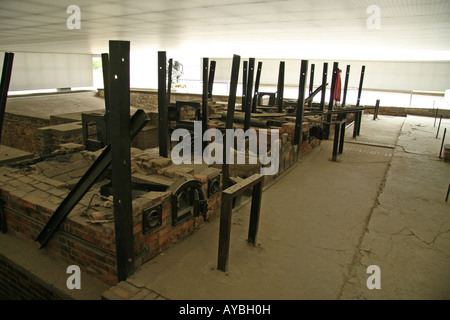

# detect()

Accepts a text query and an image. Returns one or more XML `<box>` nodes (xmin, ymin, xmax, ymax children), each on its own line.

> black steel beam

<box><xmin>202</xmin><ymin>57</ymin><xmax>209</xmax><ymax>150</ymax></box>
<box><xmin>342</xmin><ymin>65</ymin><xmax>350</xmax><ymax>108</ymax></box>
<box><xmin>167</xmin><ymin>58</ymin><xmax>173</xmax><ymax>104</ymax></box>
<box><xmin>158</xmin><ymin>51</ymin><xmax>169</xmax><ymax>158</ymax></box>
<box><xmin>222</xmin><ymin>54</ymin><xmax>241</xmax><ymax>190</ymax></box>
<box><xmin>320</xmin><ymin>62</ymin><xmax>328</xmax><ymax>112</ymax></box>
<box><xmin>308</xmin><ymin>64</ymin><xmax>315</xmax><ymax>108</ymax></box>
<box><xmin>251</xmin><ymin>61</ymin><xmax>262</xmax><ymax>113</ymax></box>
<box><xmin>101</xmin><ymin>53</ymin><xmax>111</xmax><ymax>114</ymax></box>
<box><xmin>108</xmin><ymin>40</ymin><xmax>135</xmax><ymax>281</ymax></box>
<box><xmin>356</xmin><ymin>65</ymin><xmax>366</xmax><ymax>107</ymax></box>
<box><xmin>339</xmin><ymin>121</ymin><xmax>346</xmax><ymax>154</ymax></box>
<box><xmin>294</xmin><ymin>60</ymin><xmax>308</xmax><ymax>152</ymax></box>
<box><xmin>324</xmin><ymin>62</ymin><xmax>339</xmax><ymax>140</ymax></box>
<box><xmin>244</xmin><ymin>58</ymin><xmax>255</xmax><ymax>131</ymax></box>
<box><xmin>208</xmin><ymin>60</ymin><xmax>216</xmax><ymax>99</ymax></box>
<box><xmin>374</xmin><ymin>99</ymin><xmax>380</xmax><ymax>120</ymax></box>
<box><xmin>35</xmin><ymin>109</ymin><xmax>149</xmax><ymax>249</ymax></box>
<box><xmin>0</xmin><ymin>52</ymin><xmax>14</xmax><ymax>146</ymax></box>
<box><xmin>332</xmin><ymin>123</ymin><xmax>340</xmax><ymax>161</ymax></box>
<box><xmin>276</xmin><ymin>61</ymin><xmax>285</xmax><ymax>113</ymax></box>
<box><xmin>242</xmin><ymin>60</ymin><xmax>248</xmax><ymax>112</ymax></box>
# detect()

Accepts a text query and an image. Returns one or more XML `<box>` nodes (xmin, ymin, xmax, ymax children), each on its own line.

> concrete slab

<box><xmin>0</xmin><ymin>145</ymin><xmax>34</xmax><ymax>165</ymax></box>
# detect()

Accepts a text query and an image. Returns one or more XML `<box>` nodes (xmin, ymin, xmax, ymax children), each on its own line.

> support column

<box><xmin>320</xmin><ymin>62</ymin><xmax>328</xmax><ymax>112</ymax></box>
<box><xmin>342</xmin><ymin>65</ymin><xmax>350</xmax><ymax>108</ymax></box>
<box><xmin>308</xmin><ymin>64</ymin><xmax>315</xmax><ymax>108</ymax></box>
<box><xmin>158</xmin><ymin>51</ymin><xmax>169</xmax><ymax>157</ymax></box>
<box><xmin>325</xmin><ymin>62</ymin><xmax>339</xmax><ymax>140</ymax></box>
<box><xmin>208</xmin><ymin>60</ymin><xmax>216</xmax><ymax>99</ymax></box>
<box><xmin>251</xmin><ymin>61</ymin><xmax>262</xmax><ymax>113</ymax></box>
<box><xmin>202</xmin><ymin>57</ymin><xmax>209</xmax><ymax>149</ymax></box>
<box><xmin>294</xmin><ymin>60</ymin><xmax>308</xmax><ymax>158</ymax></box>
<box><xmin>242</xmin><ymin>61</ymin><xmax>248</xmax><ymax>112</ymax></box>
<box><xmin>108</xmin><ymin>40</ymin><xmax>135</xmax><ymax>281</ymax></box>
<box><xmin>244</xmin><ymin>58</ymin><xmax>255</xmax><ymax>131</ymax></box>
<box><xmin>276</xmin><ymin>61</ymin><xmax>285</xmax><ymax>113</ymax></box>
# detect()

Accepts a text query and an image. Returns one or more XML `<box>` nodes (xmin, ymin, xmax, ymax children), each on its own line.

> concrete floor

<box><xmin>5</xmin><ymin>91</ymin><xmax>105</xmax><ymax>118</ymax></box>
<box><xmin>121</xmin><ymin>114</ymin><xmax>450</xmax><ymax>300</ymax></box>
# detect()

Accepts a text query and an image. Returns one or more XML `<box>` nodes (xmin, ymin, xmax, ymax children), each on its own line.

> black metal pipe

<box><xmin>357</xmin><ymin>111</ymin><xmax>363</xmax><ymax>136</ymax></box>
<box><xmin>158</xmin><ymin>51</ymin><xmax>169</xmax><ymax>158</ymax></box>
<box><xmin>208</xmin><ymin>60</ymin><xmax>216</xmax><ymax>99</ymax></box>
<box><xmin>276</xmin><ymin>61</ymin><xmax>285</xmax><ymax>113</ymax></box>
<box><xmin>294</xmin><ymin>60</ymin><xmax>308</xmax><ymax>152</ymax></box>
<box><xmin>342</xmin><ymin>65</ymin><xmax>350</xmax><ymax>108</ymax></box>
<box><xmin>439</xmin><ymin>128</ymin><xmax>447</xmax><ymax>158</ymax></box>
<box><xmin>320</xmin><ymin>62</ymin><xmax>328</xmax><ymax>112</ymax></box>
<box><xmin>436</xmin><ymin>115</ymin><xmax>443</xmax><ymax>139</ymax></box>
<box><xmin>244</xmin><ymin>58</ymin><xmax>255</xmax><ymax>131</ymax></box>
<box><xmin>308</xmin><ymin>64</ymin><xmax>315</xmax><ymax>108</ymax></box>
<box><xmin>252</xmin><ymin>61</ymin><xmax>262</xmax><ymax>113</ymax></box>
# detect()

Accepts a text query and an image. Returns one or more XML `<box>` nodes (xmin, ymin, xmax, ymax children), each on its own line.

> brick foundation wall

<box><xmin>1</xmin><ymin>113</ymin><xmax>51</xmax><ymax>156</ymax></box>
<box><xmin>0</xmin><ymin>257</ymin><xmax>64</xmax><ymax>300</ymax></box>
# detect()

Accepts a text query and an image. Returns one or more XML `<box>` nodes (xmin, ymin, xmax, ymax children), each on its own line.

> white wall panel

<box><xmin>1</xmin><ymin>52</ymin><xmax>93</xmax><ymax>91</ymax></box>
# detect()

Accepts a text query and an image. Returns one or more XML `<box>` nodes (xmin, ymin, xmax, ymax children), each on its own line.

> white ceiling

<box><xmin>1</xmin><ymin>0</ymin><xmax>449</xmax><ymax>60</ymax></box>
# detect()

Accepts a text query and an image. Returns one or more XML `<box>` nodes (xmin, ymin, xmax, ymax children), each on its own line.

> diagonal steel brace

<box><xmin>36</xmin><ymin>109</ymin><xmax>149</xmax><ymax>249</ymax></box>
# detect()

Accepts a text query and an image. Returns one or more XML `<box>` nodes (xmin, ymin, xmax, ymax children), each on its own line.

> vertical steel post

<box><xmin>251</xmin><ymin>61</ymin><xmax>262</xmax><ymax>113</ymax></box>
<box><xmin>446</xmin><ymin>182</ymin><xmax>450</xmax><ymax>202</ymax></box>
<box><xmin>108</xmin><ymin>41</ymin><xmax>135</xmax><ymax>281</ymax></box>
<box><xmin>294</xmin><ymin>60</ymin><xmax>308</xmax><ymax>156</ymax></box>
<box><xmin>167</xmin><ymin>58</ymin><xmax>173</xmax><ymax>104</ymax></box>
<box><xmin>208</xmin><ymin>60</ymin><xmax>216</xmax><ymax>99</ymax></box>
<box><xmin>324</xmin><ymin>62</ymin><xmax>339</xmax><ymax>140</ymax></box>
<box><xmin>218</xmin><ymin>54</ymin><xmax>241</xmax><ymax>272</ymax></box>
<box><xmin>244</xmin><ymin>58</ymin><xmax>255</xmax><ymax>131</ymax></box>
<box><xmin>436</xmin><ymin>115</ymin><xmax>443</xmax><ymax>139</ymax></box>
<box><xmin>320</xmin><ymin>62</ymin><xmax>328</xmax><ymax>112</ymax></box>
<box><xmin>342</xmin><ymin>65</ymin><xmax>350</xmax><ymax>108</ymax></box>
<box><xmin>332</xmin><ymin>123</ymin><xmax>340</xmax><ymax>161</ymax></box>
<box><xmin>276</xmin><ymin>61</ymin><xmax>285</xmax><ymax>113</ymax></box>
<box><xmin>222</xmin><ymin>54</ymin><xmax>241</xmax><ymax>190</ymax></box>
<box><xmin>374</xmin><ymin>99</ymin><xmax>380</xmax><ymax>120</ymax></box>
<box><xmin>0</xmin><ymin>52</ymin><xmax>14</xmax><ymax>147</ymax></box>
<box><xmin>158</xmin><ymin>51</ymin><xmax>169</xmax><ymax>158</ymax></box>
<box><xmin>202</xmin><ymin>58</ymin><xmax>209</xmax><ymax>151</ymax></box>
<box><xmin>356</xmin><ymin>65</ymin><xmax>366</xmax><ymax>107</ymax></box>
<box><xmin>439</xmin><ymin>128</ymin><xmax>447</xmax><ymax>158</ymax></box>
<box><xmin>242</xmin><ymin>61</ymin><xmax>248</xmax><ymax>112</ymax></box>
<box><xmin>101</xmin><ymin>53</ymin><xmax>110</xmax><ymax>114</ymax></box>
<box><xmin>339</xmin><ymin>121</ymin><xmax>346</xmax><ymax>154</ymax></box>
<box><xmin>434</xmin><ymin>108</ymin><xmax>439</xmax><ymax>127</ymax></box>
<box><xmin>248</xmin><ymin>180</ymin><xmax>263</xmax><ymax>245</ymax></box>
<box><xmin>308</xmin><ymin>64</ymin><xmax>315</xmax><ymax>108</ymax></box>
